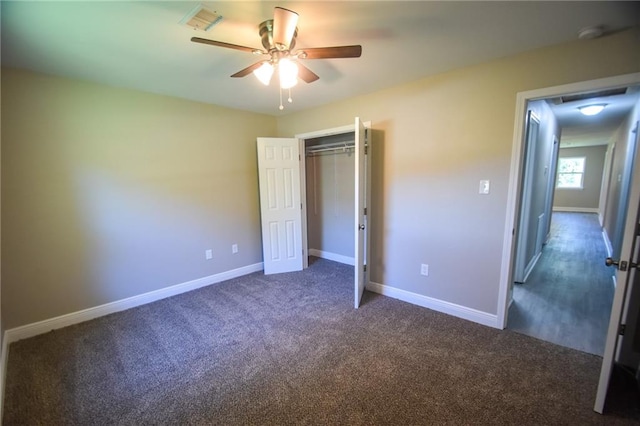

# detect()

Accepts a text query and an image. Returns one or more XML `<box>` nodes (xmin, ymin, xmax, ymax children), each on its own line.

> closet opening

<box><xmin>257</xmin><ymin>118</ymin><xmax>369</xmax><ymax>306</ymax></box>
<box><xmin>295</xmin><ymin>118</ymin><xmax>370</xmax><ymax>308</ymax></box>
<box><xmin>303</xmin><ymin>131</ymin><xmax>358</xmax><ymax>268</ymax></box>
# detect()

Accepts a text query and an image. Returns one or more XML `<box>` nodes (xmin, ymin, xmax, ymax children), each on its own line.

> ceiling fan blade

<box><xmin>273</xmin><ymin>7</ymin><xmax>299</xmax><ymax>50</ymax></box>
<box><xmin>231</xmin><ymin>61</ymin><xmax>267</xmax><ymax>78</ymax></box>
<box><xmin>191</xmin><ymin>37</ymin><xmax>258</xmax><ymax>54</ymax></box>
<box><xmin>297</xmin><ymin>63</ymin><xmax>320</xmax><ymax>83</ymax></box>
<box><xmin>299</xmin><ymin>45</ymin><xmax>362</xmax><ymax>59</ymax></box>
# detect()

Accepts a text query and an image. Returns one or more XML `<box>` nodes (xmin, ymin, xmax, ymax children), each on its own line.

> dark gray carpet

<box><xmin>4</xmin><ymin>257</ymin><xmax>639</xmax><ymax>424</ymax></box>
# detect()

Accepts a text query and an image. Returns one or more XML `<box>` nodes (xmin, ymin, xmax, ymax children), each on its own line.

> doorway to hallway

<box><xmin>507</xmin><ymin>211</ymin><xmax>614</xmax><ymax>355</ymax></box>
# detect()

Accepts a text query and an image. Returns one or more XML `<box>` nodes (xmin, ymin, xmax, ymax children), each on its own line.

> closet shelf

<box><xmin>306</xmin><ymin>141</ymin><xmax>356</xmax><ymax>156</ymax></box>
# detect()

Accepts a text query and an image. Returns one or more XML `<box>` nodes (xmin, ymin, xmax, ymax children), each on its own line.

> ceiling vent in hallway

<box><xmin>549</xmin><ymin>87</ymin><xmax>629</xmax><ymax>105</ymax></box>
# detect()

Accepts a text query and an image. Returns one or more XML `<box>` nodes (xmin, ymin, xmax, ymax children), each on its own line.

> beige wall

<box><xmin>553</xmin><ymin>145</ymin><xmax>607</xmax><ymax>210</ymax></box>
<box><xmin>277</xmin><ymin>28</ymin><xmax>640</xmax><ymax>315</ymax></box>
<box><xmin>1</xmin><ymin>68</ymin><xmax>276</xmax><ymax>329</ymax></box>
<box><xmin>2</xmin><ymin>28</ymin><xmax>639</xmax><ymax>330</ymax></box>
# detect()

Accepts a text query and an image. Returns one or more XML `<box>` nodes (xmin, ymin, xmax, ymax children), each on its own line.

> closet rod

<box><xmin>306</xmin><ymin>140</ymin><xmax>356</xmax><ymax>155</ymax></box>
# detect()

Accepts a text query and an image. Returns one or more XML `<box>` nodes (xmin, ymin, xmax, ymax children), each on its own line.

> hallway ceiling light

<box><xmin>577</xmin><ymin>26</ymin><xmax>604</xmax><ymax>40</ymax></box>
<box><xmin>578</xmin><ymin>104</ymin><xmax>607</xmax><ymax>116</ymax></box>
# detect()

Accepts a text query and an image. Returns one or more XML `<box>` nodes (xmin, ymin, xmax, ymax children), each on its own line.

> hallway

<box><xmin>508</xmin><ymin>212</ymin><xmax>615</xmax><ymax>355</ymax></box>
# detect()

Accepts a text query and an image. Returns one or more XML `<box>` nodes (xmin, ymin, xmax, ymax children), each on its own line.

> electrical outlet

<box><xmin>232</xmin><ymin>244</ymin><xmax>238</xmax><ymax>254</ymax></box>
<box><xmin>205</xmin><ymin>249</ymin><xmax>213</xmax><ymax>260</ymax></box>
<box><xmin>421</xmin><ymin>264</ymin><xmax>429</xmax><ymax>276</ymax></box>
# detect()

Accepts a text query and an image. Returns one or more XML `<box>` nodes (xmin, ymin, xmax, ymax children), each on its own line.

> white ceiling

<box><xmin>2</xmin><ymin>1</ymin><xmax>639</xmax><ymax>118</ymax></box>
<box><xmin>550</xmin><ymin>87</ymin><xmax>640</xmax><ymax>148</ymax></box>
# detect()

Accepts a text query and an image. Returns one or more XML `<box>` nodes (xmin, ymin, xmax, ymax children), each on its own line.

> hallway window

<box><xmin>557</xmin><ymin>157</ymin><xmax>585</xmax><ymax>189</ymax></box>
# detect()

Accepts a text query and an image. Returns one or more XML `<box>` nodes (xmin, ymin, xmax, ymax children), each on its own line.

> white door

<box><xmin>256</xmin><ymin>138</ymin><xmax>304</xmax><ymax>275</ymax></box>
<box><xmin>354</xmin><ymin>117</ymin><xmax>367</xmax><ymax>308</ymax></box>
<box><xmin>594</xmin><ymin>123</ymin><xmax>640</xmax><ymax>413</ymax></box>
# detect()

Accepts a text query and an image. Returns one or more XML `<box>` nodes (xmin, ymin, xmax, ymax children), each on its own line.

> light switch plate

<box><xmin>479</xmin><ymin>180</ymin><xmax>490</xmax><ymax>195</ymax></box>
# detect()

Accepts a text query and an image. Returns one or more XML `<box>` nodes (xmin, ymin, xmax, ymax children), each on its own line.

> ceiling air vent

<box><xmin>180</xmin><ymin>4</ymin><xmax>223</xmax><ymax>31</ymax></box>
<box><xmin>560</xmin><ymin>88</ymin><xmax>628</xmax><ymax>103</ymax></box>
<box><xmin>549</xmin><ymin>88</ymin><xmax>629</xmax><ymax>105</ymax></box>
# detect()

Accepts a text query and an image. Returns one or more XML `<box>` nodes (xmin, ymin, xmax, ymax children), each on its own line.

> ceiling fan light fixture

<box><xmin>578</xmin><ymin>103</ymin><xmax>607</xmax><ymax>116</ymax></box>
<box><xmin>253</xmin><ymin>62</ymin><xmax>274</xmax><ymax>85</ymax></box>
<box><xmin>190</xmin><ymin>6</ymin><xmax>362</xmax><ymax>110</ymax></box>
<box><xmin>278</xmin><ymin>58</ymin><xmax>298</xmax><ymax>89</ymax></box>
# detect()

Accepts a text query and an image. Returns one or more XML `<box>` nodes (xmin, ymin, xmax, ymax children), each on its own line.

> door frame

<box><xmin>498</xmin><ymin>72</ymin><xmax>640</xmax><ymax>329</ymax></box>
<box><xmin>296</xmin><ymin>123</ymin><xmax>355</xmax><ymax>269</ymax></box>
<box><xmin>543</xmin><ymin>135</ymin><xmax>560</xmax><ymax>243</ymax></box>
<box><xmin>513</xmin><ymin>110</ymin><xmax>541</xmax><ymax>284</ymax></box>
<box><xmin>599</xmin><ymin>143</ymin><xmax>616</xmax><ymax>231</ymax></box>
<box><xmin>295</xmin><ymin>121</ymin><xmax>372</xmax><ymax>270</ymax></box>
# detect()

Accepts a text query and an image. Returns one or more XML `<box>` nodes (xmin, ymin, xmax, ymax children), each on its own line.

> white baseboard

<box><xmin>552</xmin><ymin>207</ymin><xmax>599</xmax><ymax>213</ymax></box>
<box><xmin>603</xmin><ymin>229</ymin><xmax>613</xmax><ymax>257</ymax></box>
<box><xmin>522</xmin><ymin>251</ymin><xmax>542</xmax><ymax>284</ymax></box>
<box><xmin>309</xmin><ymin>249</ymin><xmax>355</xmax><ymax>266</ymax></box>
<box><xmin>0</xmin><ymin>331</ymin><xmax>8</xmax><ymax>423</ymax></box>
<box><xmin>4</xmin><ymin>262</ymin><xmax>264</xmax><ymax>345</ymax></box>
<box><xmin>366</xmin><ymin>281</ymin><xmax>499</xmax><ymax>329</ymax></box>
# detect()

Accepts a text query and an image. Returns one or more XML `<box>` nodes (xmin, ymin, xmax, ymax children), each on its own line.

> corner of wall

<box><xmin>1</xmin><ymin>53</ymin><xmax>5</xmax><ymax>423</ymax></box>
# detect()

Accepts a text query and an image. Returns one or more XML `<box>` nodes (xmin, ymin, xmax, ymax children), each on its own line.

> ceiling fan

<box><xmin>191</xmin><ymin>7</ymin><xmax>362</xmax><ymax>109</ymax></box>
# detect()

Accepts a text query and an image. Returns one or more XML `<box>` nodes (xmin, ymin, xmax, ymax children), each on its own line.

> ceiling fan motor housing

<box><xmin>259</xmin><ymin>20</ymin><xmax>297</xmax><ymax>52</ymax></box>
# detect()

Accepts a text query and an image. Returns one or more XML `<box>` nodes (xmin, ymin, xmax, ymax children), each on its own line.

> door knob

<box><xmin>605</xmin><ymin>257</ymin><xmax>638</xmax><ymax>271</ymax></box>
<box><xmin>605</xmin><ymin>257</ymin><xmax>619</xmax><ymax>267</ymax></box>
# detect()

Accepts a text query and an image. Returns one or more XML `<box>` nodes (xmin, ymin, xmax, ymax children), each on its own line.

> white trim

<box><xmin>300</xmin><ymin>138</ymin><xmax>309</xmax><ymax>270</ymax></box>
<box><xmin>297</xmin><ymin>120</ymin><xmax>371</xmax><ymax>273</ymax></box>
<box><xmin>367</xmin><ymin>281</ymin><xmax>499</xmax><ymax>329</ymax></box>
<box><xmin>603</xmin><ymin>229</ymin><xmax>613</xmax><ymax>257</ymax></box>
<box><xmin>599</xmin><ymin>142</ymin><xmax>616</xmax><ymax>228</ymax></box>
<box><xmin>308</xmin><ymin>249</ymin><xmax>355</xmax><ymax>266</ymax></box>
<box><xmin>0</xmin><ymin>331</ymin><xmax>8</xmax><ymax>423</ymax></box>
<box><xmin>498</xmin><ymin>72</ymin><xmax>640</xmax><ymax>330</ymax></box>
<box><xmin>552</xmin><ymin>207</ymin><xmax>599</xmax><ymax>213</ymax></box>
<box><xmin>295</xmin><ymin>124</ymin><xmax>355</xmax><ymax>140</ymax></box>
<box><xmin>4</xmin><ymin>262</ymin><xmax>263</xmax><ymax>344</ymax></box>
<box><xmin>295</xmin><ymin>122</ymin><xmax>371</xmax><ymax>141</ymax></box>
<box><xmin>497</xmin><ymin>88</ymin><xmax>528</xmax><ymax>329</ymax></box>
<box><xmin>521</xmin><ymin>251</ymin><xmax>542</xmax><ymax>284</ymax></box>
